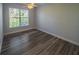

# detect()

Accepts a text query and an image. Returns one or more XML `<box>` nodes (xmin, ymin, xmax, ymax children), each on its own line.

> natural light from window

<box><xmin>9</xmin><ymin>8</ymin><xmax>29</xmax><ymax>28</ymax></box>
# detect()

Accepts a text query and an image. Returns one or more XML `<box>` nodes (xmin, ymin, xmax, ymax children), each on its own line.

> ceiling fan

<box><xmin>23</xmin><ymin>3</ymin><xmax>37</xmax><ymax>9</ymax></box>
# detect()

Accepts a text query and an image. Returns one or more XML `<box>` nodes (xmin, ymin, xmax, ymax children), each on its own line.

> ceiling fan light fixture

<box><xmin>27</xmin><ymin>3</ymin><xmax>36</xmax><ymax>9</ymax></box>
<box><xmin>27</xmin><ymin>5</ymin><xmax>34</xmax><ymax>9</ymax></box>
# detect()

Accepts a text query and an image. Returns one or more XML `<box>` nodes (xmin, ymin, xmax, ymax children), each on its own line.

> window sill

<box><xmin>9</xmin><ymin>24</ymin><xmax>29</xmax><ymax>29</ymax></box>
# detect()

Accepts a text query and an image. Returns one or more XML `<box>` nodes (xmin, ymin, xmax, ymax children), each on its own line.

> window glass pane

<box><xmin>9</xmin><ymin>8</ymin><xmax>19</xmax><ymax>17</ymax></box>
<box><xmin>9</xmin><ymin>8</ymin><xmax>29</xmax><ymax>28</ymax></box>
<box><xmin>21</xmin><ymin>17</ymin><xmax>29</xmax><ymax>26</ymax></box>
<box><xmin>9</xmin><ymin>17</ymin><xmax>20</xmax><ymax>28</ymax></box>
<box><xmin>20</xmin><ymin>9</ymin><xmax>29</xmax><ymax>17</ymax></box>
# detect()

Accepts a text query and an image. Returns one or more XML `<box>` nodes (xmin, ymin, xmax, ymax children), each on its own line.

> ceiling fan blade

<box><xmin>33</xmin><ymin>4</ymin><xmax>37</xmax><ymax>7</ymax></box>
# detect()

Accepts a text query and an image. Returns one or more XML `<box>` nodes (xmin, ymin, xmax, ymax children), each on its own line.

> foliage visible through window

<box><xmin>9</xmin><ymin>8</ymin><xmax>29</xmax><ymax>28</ymax></box>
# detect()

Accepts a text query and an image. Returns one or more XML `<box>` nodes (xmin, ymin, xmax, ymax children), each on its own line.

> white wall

<box><xmin>0</xmin><ymin>3</ymin><xmax>3</xmax><ymax>53</ymax></box>
<box><xmin>3</xmin><ymin>3</ymin><xmax>36</xmax><ymax>34</ymax></box>
<box><xmin>36</xmin><ymin>4</ymin><xmax>79</xmax><ymax>45</ymax></box>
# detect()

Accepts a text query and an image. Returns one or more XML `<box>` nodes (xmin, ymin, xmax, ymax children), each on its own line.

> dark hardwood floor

<box><xmin>1</xmin><ymin>29</ymin><xmax>79</xmax><ymax>55</ymax></box>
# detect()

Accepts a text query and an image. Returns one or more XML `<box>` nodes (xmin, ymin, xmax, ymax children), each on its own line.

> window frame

<box><xmin>9</xmin><ymin>8</ymin><xmax>29</xmax><ymax>28</ymax></box>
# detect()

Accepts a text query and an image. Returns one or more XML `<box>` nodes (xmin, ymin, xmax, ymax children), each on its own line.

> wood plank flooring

<box><xmin>1</xmin><ymin>29</ymin><xmax>79</xmax><ymax>55</ymax></box>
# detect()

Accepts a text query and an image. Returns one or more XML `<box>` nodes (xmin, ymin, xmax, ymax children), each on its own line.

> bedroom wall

<box><xmin>3</xmin><ymin>3</ymin><xmax>36</xmax><ymax>34</ymax></box>
<box><xmin>36</xmin><ymin>4</ymin><xmax>79</xmax><ymax>45</ymax></box>
<box><xmin>0</xmin><ymin>3</ymin><xmax>3</xmax><ymax>53</ymax></box>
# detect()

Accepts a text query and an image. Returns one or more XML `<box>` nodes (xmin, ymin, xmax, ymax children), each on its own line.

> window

<box><xmin>9</xmin><ymin>8</ymin><xmax>29</xmax><ymax>28</ymax></box>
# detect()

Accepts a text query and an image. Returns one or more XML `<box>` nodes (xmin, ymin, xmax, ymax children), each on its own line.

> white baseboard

<box><xmin>37</xmin><ymin>28</ymin><xmax>79</xmax><ymax>46</ymax></box>
<box><xmin>4</xmin><ymin>28</ymin><xmax>36</xmax><ymax>36</ymax></box>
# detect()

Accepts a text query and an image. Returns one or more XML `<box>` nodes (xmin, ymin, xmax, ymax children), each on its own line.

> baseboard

<box><xmin>37</xmin><ymin>28</ymin><xmax>79</xmax><ymax>46</ymax></box>
<box><xmin>4</xmin><ymin>28</ymin><xmax>36</xmax><ymax>36</ymax></box>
